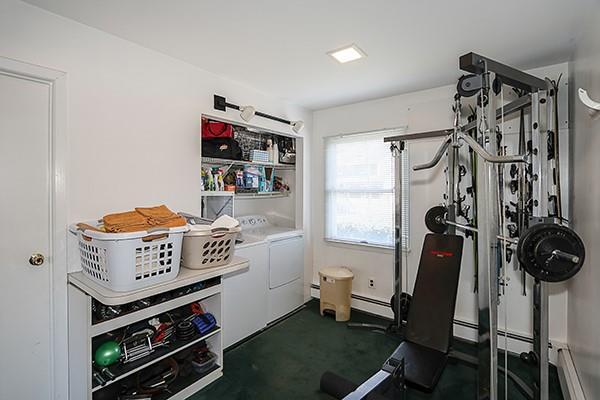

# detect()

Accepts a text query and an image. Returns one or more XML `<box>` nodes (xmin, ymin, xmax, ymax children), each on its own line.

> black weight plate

<box><xmin>425</xmin><ymin>206</ymin><xmax>448</xmax><ymax>234</ymax></box>
<box><xmin>517</xmin><ymin>224</ymin><xmax>585</xmax><ymax>282</ymax></box>
<box><xmin>390</xmin><ymin>292</ymin><xmax>412</xmax><ymax>322</ymax></box>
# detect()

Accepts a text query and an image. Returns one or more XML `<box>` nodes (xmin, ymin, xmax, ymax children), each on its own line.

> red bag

<box><xmin>202</xmin><ymin>120</ymin><xmax>233</xmax><ymax>139</ymax></box>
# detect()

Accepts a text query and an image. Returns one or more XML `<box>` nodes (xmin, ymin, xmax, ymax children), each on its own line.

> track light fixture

<box><xmin>214</xmin><ymin>95</ymin><xmax>304</xmax><ymax>134</ymax></box>
<box><xmin>291</xmin><ymin>120</ymin><xmax>305</xmax><ymax>133</ymax></box>
<box><xmin>239</xmin><ymin>105</ymin><xmax>256</xmax><ymax>121</ymax></box>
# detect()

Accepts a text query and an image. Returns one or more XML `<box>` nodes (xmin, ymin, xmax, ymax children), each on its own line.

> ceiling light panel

<box><xmin>328</xmin><ymin>44</ymin><xmax>366</xmax><ymax>64</ymax></box>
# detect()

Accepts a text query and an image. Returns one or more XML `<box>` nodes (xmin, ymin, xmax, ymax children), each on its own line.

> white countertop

<box><xmin>68</xmin><ymin>256</ymin><xmax>249</xmax><ymax>305</ymax></box>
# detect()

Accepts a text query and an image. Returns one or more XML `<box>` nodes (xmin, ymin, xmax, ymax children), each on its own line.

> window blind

<box><xmin>324</xmin><ymin>129</ymin><xmax>409</xmax><ymax>249</ymax></box>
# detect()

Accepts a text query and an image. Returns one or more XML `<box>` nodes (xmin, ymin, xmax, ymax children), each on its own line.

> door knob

<box><xmin>29</xmin><ymin>253</ymin><xmax>45</xmax><ymax>266</ymax></box>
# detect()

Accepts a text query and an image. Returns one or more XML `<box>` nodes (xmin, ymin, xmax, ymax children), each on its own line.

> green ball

<box><xmin>95</xmin><ymin>341</ymin><xmax>121</xmax><ymax>367</ymax></box>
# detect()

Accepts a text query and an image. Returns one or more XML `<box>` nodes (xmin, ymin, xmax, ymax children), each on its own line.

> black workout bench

<box><xmin>321</xmin><ymin>233</ymin><xmax>464</xmax><ymax>399</ymax></box>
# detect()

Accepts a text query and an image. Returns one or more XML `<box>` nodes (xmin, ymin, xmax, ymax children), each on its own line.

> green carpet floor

<box><xmin>190</xmin><ymin>300</ymin><xmax>563</xmax><ymax>400</ymax></box>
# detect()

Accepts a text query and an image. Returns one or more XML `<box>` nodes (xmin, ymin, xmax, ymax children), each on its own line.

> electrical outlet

<box><xmin>368</xmin><ymin>278</ymin><xmax>375</xmax><ymax>289</ymax></box>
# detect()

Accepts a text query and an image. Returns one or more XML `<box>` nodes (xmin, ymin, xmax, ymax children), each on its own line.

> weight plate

<box><xmin>425</xmin><ymin>206</ymin><xmax>448</xmax><ymax>234</ymax></box>
<box><xmin>517</xmin><ymin>223</ymin><xmax>585</xmax><ymax>282</ymax></box>
<box><xmin>390</xmin><ymin>292</ymin><xmax>412</xmax><ymax>322</ymax></box>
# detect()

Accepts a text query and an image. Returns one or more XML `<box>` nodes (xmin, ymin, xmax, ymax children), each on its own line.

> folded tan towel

<box><xmin>136</xmin><ymin>205</ymin><xmax>186</xmax><ymax>228</ymax></box>
<box><xmin>103</xmin><ymin>211</ymin><xmax>149</xmax><ymax>233</ymax></box>
<box><xmin>153</xmin><ymin>216</ymin><xmax>187</xmax><ymax>229</ymax></box>
<box><xmin>101</xmin><ymin>205</ymin><xmax>186</xmax><ymax>233</ymax></box>
<box><xmin>135</xmin><ymin>205</ymin><xmax>176</xmax><ymax>220</ymax></box>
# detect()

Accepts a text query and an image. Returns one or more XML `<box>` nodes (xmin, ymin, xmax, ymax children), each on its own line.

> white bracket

<box><xmin>578</xmin><ymin>88</ymin><xmax>600</xmax><ymax>115</ymax></box>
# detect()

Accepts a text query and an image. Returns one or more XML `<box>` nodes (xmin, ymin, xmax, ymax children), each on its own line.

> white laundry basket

<box><xmin>70</xmin><ymin>222</ymin><xmax>188</xmax><ymax>292</ymax></box>
<box><xmin>181</xmin><ymin>224</ymin><xmax>240</xmax><ymax>270</ymax></box>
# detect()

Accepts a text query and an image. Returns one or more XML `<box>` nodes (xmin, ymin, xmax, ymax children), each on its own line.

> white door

<box><xmin>223</xmin><ymin>243</ymin><xmax>269</xmax><ymax>348</ymax></box>
<box><xmin>0</xmin><ymin>72</ymin><xmax>53</xmax><ymax>399</ymax></box>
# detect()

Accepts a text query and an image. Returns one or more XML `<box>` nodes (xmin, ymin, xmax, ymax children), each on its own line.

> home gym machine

<box><xmin>320</xmin><ymin>52</ymin><xmax>585</xmax><ymax>400</ymax></box>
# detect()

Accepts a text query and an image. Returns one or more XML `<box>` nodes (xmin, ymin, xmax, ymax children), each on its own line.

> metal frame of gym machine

<box><xmin>383</xmin><ymin>52</ymin><xmax>554</xmax><ymax>400</ymax></box>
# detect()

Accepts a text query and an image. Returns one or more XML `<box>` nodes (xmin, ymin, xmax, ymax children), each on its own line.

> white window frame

<box><xmin>323</xmin><ymin>127</ymin><xmax>410</xmax><ymax>251</ymax></box>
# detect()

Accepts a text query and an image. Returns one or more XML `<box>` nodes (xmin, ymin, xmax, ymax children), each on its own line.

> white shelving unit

<box><xmin>236</xmin><ymin>191</ymin><xmax>290</xmax><ymax>199</ymax></box>
<box><xmin>199</xmin><ymin>117</ymin><xmax>305</xmax><ymax>353</ymax></box>
<box><xmin>90</xmin><ymin>328</ymin><xmax>221</xmax><ymax>393</ymax></box>
<box><xmin>202</xmin><ymin>156</ymin><xmax>296</xmax><ymax>171</ymax></box>
<box><xmin>200</xmin><ymin>190</ymin><xmax>235</xmax><ymax>197</ymax></box>
<box><xmin>200</xmin><ymin>155</ymin><xmax>293</xmax><ymax>203</ymax></box>
<box><xmin>200</xmin><ymin>118</ymin><xmax>299</xmax><ymax>221</ymax></box>
<box><xmin>68</xmin><ymin>257</ymin><xmax>249</xmax><ymax>400</ymax></box>
<box><xmin>200</xmin><ymin>190</ymin><xmax>290</xmax><ymax>199</ymax></box>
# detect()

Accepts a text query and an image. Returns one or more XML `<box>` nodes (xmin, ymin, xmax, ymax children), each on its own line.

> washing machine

<box><xmin>238</xmin><ymin>215</ymin><xmax>304</xmax><ymax>322</ymax></box>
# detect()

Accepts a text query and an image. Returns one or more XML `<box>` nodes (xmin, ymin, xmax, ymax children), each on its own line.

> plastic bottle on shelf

<box><xmin>273</xmin><ymin>141</ymin><xmax>279</xmax><ymax>165</ymax></box>
<box><xmin>207</xmin><ymin>168</ymin><xmax>215</xmax><ymax>191</ymax></box>
<box><xmin>266</xmin><ymin>139</ymin><xmax>274</xmax><ymax>163</ymax></box>
<box><xmin>217</xmin><ymin>170</ymin><xmax>225</xmax><ymax>191</ymax></box>
<box><xmin>201</xmin><ymin>168</ymin><xmax>207</xmax><ymax>191</ymax></box>
<box><xmin>236</xmin><ymin>170</ymin><xmax>244</xmax><ymax>189</ymax></box>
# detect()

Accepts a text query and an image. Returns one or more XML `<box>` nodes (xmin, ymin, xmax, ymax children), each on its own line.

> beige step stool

<box><xmin>319</xmin><ymin>266</ymin><xmax>354</xmax><ymax>322</ymax></box>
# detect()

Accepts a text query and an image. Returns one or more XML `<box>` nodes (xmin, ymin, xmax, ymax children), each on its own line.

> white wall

<box><xmin>0</xmin><ymin>1</ymin><xmax>314</xmax><ymax>393</ymax></box>
<box><xmin>0</xmin><ymin>0</ymin><xmax>313</xmax><ymax>286</ymax></box>
<box><xmin>568</xmin><ymin>8</ymin><xmax>600</xmax><ymax>399</ymax></box>
<box><xmin>312</xmin><ymin>63</ymin><xmax>571</xmax><ymax>351</ymax></box>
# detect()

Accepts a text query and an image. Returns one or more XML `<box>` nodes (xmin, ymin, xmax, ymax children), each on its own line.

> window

<box><xmin>324</xmin><ymin>129</ymin><xmax>409</xmax><ymax>249</ymax></box>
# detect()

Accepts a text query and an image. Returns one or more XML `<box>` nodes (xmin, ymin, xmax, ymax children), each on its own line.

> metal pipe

<box><xmin>475</xmin><ymin>67</ymin><xmax>499</xmax><ymax>400</ymax></box>
<box><xmin>392</xmin><ymin>141</ymin><xmax>404</xmax><ymax>333</ymax></box>
<box><xmin>384</xmin><ymin>129</ymin><xmax>452</xmax><ymax>143</ymax></box>
<box><xmin>458</xmin><ymin>133</ymin><xmax>527</xmax><ymax>164</ymax></box>
<box><xmin>529</xmin><ymin>89</ymin><xmax>550</xmax><ymax>400</ymax></box>
<box><xmin>551</xmin><ymin>250</ymin><xmax>580</xmax><ymax>264</ymax></box>
<box><xmin>517</xmin><ymin>97</ymin><xmax>528</xmax><ymax>295</ymax></box>
<box><xmin>462</xmin><ymin>95</ymin><xmax>532</xmax><ymax>133</ymax></box>
<box><xmin>444</xmin><ymin>219</ymin><xmax>476</xmax><ymax>233</ymax></box>
<box><xmin>459</xmin><ymin>52</ymin><xmax>547</xmax><ymax>92</ymax></box>
<box><xmin>443</xmin><ymin>220</ymin><xmax>518</xmax><ymax>244</ymax></box>
<box><xmin>413</xmin><ymin>138</ymin><xmax>451</xmax><ymax>171</ymax></box>
<box><xmin>446</xmin><ymin>96</ymin><xmax>461</xmax><ymax>236</ymax></box>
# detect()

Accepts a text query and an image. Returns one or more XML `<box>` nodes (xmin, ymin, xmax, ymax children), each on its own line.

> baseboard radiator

<box><xmin>311</xmin><ymin>283</ymin><xmax>533</xmax><ymax>341</ymax></box>
<box><xmin>312</xmin><ymin>284</ymin><xmax>586</xmax><ymax>398</ymax></box>
<box><xmin>311</xmin><ymin>284</ymin><xmax>555</xmax><ymax>358</ymax></box>
<box><xmin>557</xmin><ymin>348</ymin><xmax>586</xmax><ymax>400</ymax></box>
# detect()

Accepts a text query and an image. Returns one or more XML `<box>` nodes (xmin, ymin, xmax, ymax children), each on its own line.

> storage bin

<box><xmin>191</xmin><ymin>351</ymin><xmax>218</xmax><ymax>374</ymax></box>
<box><xmin>181</xmin><ymin>224</ymin><xmax>240</xmax><ymax>270</ymax></box>
<box><xmin>70</xmin><ymin>222</ymin><xmax>187</xmax><ymax>292</ymax></box>
<box><xmin>250</xmin><ymin>149</ymin><xmax>270</xmax><ymax>163</ymax></box>
<box><xmin>319</xmin><ymin>266</ymin><xmax>354</xmax><ymax>322</ymax></box>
